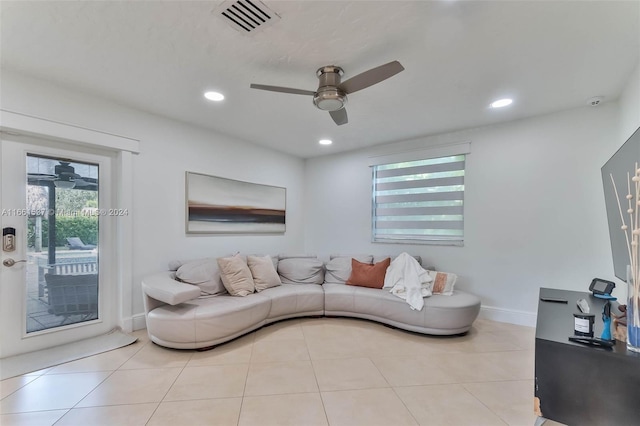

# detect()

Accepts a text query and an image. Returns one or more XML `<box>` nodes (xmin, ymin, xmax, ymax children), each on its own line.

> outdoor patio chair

<box><xmin>66</xmin><ymin>237</ymin><xmax>96</xmax><ymax>250</ymax></box>
<box><xmin>44</xmin><ymin>273</ymin><xmax>98</xmax><ymax>325</ymax></box>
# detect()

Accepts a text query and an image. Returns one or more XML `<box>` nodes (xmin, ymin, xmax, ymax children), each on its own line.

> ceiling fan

<box><xmin>250</xmin><ymin>60</ymin><xmax>404</xmax><ymax>126</ymax></box>
<box><xmin>28</xmin><ymin>161</ymin><xmax>98</xmax><ymax>190</ymax></box>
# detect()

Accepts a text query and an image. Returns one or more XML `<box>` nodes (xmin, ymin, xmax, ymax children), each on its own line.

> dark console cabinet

<box><xmin>535</xmin><ymin>288</ymin><xmax>640</xmax><ymax>425</ymax></box>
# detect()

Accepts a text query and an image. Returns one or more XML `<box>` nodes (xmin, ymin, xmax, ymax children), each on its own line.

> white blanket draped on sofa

<box><xmin>383</xmin><ymin>252</ymin><xmax>433</xmax><ymax>310</ymax></box>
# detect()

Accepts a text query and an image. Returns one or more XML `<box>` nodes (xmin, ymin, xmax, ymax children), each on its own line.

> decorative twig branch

<box><xmin>611</xmin><ymin>163</ymin><xmax>640</xmax><ymax>327</ymax></box>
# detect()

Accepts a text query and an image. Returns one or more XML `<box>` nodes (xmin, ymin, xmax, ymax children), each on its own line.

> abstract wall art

<box><xmin>186</xmin><ymin>172</ymin><xmax>286</xmax><ymax>234</ymax></box>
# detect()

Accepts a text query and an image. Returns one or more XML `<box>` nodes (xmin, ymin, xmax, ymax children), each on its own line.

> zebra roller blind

<box><xmin>372</xmin><ymin>155</ymin><xmax>465</xmax><ymax>245</ymax></box>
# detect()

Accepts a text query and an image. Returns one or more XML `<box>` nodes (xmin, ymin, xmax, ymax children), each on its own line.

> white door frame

<box><xmin>1</xmin><ymin>109</ymin><xmax>139</xmax><ymax>336</ymax></box>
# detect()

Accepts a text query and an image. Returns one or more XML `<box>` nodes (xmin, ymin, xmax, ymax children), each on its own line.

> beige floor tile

<box><xmin>301</xmin><ymin>318</ymin><xmax>363</xmax><ymax>340</ymax></box>
<box><xmin>305</xmin><ymin>336</ymin><xmax>366</xmax><ymax>359</ymax></box>
<box><xmin>47</xmin><ymin>344</ymin><xmax>141</xmax><ymax>374</ymax></box>
<box><xmin>130</xmin><ymin>329</ymin><xmax>151</xmax><ymax>344</ymax></box>
<box><xmin>118</xmin><ymin>343</ymin><xmax>193</xmax><ymax>369</ymax></box>
<box><xmin>464</xmin><ymin>380</ymin><xmax>539</xmax><ymax>426</ymax></box>
<box><xmin>245</xmin><ymin>360</ymin><xmax>318</xmax><ymax>396</ymax></box>
<box><xmin>321</xmin><ymin>388</ymin><xmax>418</xmax><ymax>426</ymax></box>
<box><xmin>0</xmin><ymin>319</ymin><xmax>538</xmax><ymax>425</ymax></box>
<box><xmin>371</xmin><ymin>355</ymin><xmax>456</xmax><ymax>386</ymax></box>
<box><xmin>359</xmin><ymin>332</ymin><xmax>443</xmax><ymax>357</ymax></box>
<box><xmin>492</xmin><ymin>328</ymin><xmax>536</xmax><ymax>351</ymax></box>
<box><xmin>239</xmin><ymin>393</ymin><xmax>327</xmax><ymax>426</ymax></box>
<box><xmin>0</xmin><ymin>409</ymin><xmax>68</xmax><ymax>426</ymax></box>
<box><xmin>312</xmin><ymin>357</ymin><xmax>388</xmax><ymax>391</ymax></box>
<box><xmin>473</xmin><ymin>319</ymin><xmax>533</xmax><ymax>334</ymax></box>
<box><xmin>20</xmin><ymin>367</ymin><xmax>53</xmax><ymax>377</ymax></box>
<box><xmin>163</xmin><ymin>364</ymin><xmax>248</xmax><ymax>400</ymax></box>
<box><xmin>0</xmin><ymin>372</ymin><xmax>110</xmax><ymax>413</ymax></box>
<box><xmin>395</xmin><ymin>384</ymin><xmax>507</xmax><ymax>425</ymax></box>
<box><xmin>354</xmin><ymin>321</ymin><xmax>413</xmax><ymax>340</ymax></box>
<box><xmin>251</xmin><ymin>339</ymin><xmax>309</xmax><ymax>363</ymax></box>
<box><xmin>148</xmin><ymin>398</ymin><xmax>242</xmax><ymax>426</ymax></box>
<box><xmin>55</xmin><ymin>403</ymin><xmax>158</xmax><ymax>426</ymax></box>
<box><xmin>481</xmin><ymin>351</ymin><xmax>535</xmax><ymax>380</ymax></box>
<box><xmin>329</xmin><ymin>317</ymin><xmax>388</xmax><ymax>334</ymax></box>
<box><xmin>188</xmin><ymin>334</ymin><xmax>254</xmax><ymax>366</ymax></box>
<box><xmin>442</xmin><ymin>328</ymin><xmax>524</xmax><ymax>353</ymax></box>
<box><xmin>426</xmin><ymin>351</ymin><xmax>530</xmax><ymax>383</ymax></box>
<box><xmin>472</xmin><ymin>319</ymin><xmax>508</xmax><ymax>332</ymax></box>
<box><xmin>76</xmin><ymin>368</ymin><xmax>181</xmax><ymax>407</ymax></box>
<box><xmin>254</xmin><ymin>320</ymin><xmax>305</xmax><ymax>341</ymax></box>
<box><xmin>0</xmin><ymin>375</ymin><xmax>38</xmax><ymax>399</ymax></box>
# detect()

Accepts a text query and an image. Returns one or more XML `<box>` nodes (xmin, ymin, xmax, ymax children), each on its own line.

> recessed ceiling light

<box><xmin>319</xmin><ymin>139</ymin><xmax>332</xmax><ymax>145</ymax></box>
<box><xmin>204</xmin><ymin>91</ymin><xmax>224</xmax><ymax>102</ymax></box>
<box><xmin>490</xmin><ymin>98</ymin><xmax>513</xmax><ymax>108</ymax></box>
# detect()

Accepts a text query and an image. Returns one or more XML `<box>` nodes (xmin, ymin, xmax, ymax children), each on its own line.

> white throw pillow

<box><xmin>217</xmin><ymin>255</ymin><xmax>255</xmax><ymax>296</ymax></box>
<box><xmin>175</xmin><ymin>258</ymin><xmax>227</xmax><ymax>296</ymax></box>
<box><xmin>427</xmin><ymin>270</ymin><xmax>457</xmax><ymax>295</ymax></box>
<box><xmin>247</xmin><ymin>255</ymin><xmax>281</xmax><ymax>292</ymax></box>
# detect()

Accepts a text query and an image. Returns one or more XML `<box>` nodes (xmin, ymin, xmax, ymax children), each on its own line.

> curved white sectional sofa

<box><xmin>141</xmin><ymin>255</ymin><xmax>481</xmax><ymax>350</ymax></box>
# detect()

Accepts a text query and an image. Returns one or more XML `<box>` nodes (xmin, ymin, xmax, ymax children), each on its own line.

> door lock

<box><xmin>2</xmin><ymin>258</ymin><xmax>27</xmax><ymax>267</ymax></box>
<box><xmin>3</xmin><ymin>227</ymin><xmax>16</xmax><ymax>252</ymax></box>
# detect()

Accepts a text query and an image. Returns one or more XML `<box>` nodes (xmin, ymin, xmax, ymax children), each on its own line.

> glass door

<box><xmin>1</xmin><ymin>139</ymin><xmax>116</xmax><ymax>358</ymax></box>
<box><xmin>25</xmin><ymin>154</ymin><xmax>100</xmax><ymax>333</ymax></box>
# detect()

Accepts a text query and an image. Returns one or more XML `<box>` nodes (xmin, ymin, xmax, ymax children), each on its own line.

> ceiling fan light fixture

<box><xmin>490</xmin><ymin>98</ymin><xmax>513</xmax><ymax>108</ymax></box>
<box><xmin>54</xmin><ymin>179</ymin><xmax>76</xmax><ymax>189</ymax></box>
<box><xmin>313</xmin><ymin>87</ymin><xmax>347</xmax><ymax>111</ymax></box>
<box><xmin>204</xmin><ymin>91</ymin><xmax>225</xmax><ymax>102</ymax></box>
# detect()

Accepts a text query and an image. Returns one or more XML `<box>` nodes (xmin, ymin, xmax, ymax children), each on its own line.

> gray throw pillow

<box><xmin>325</xmin><ymin>255</ymin><xmax>373</xmax><ymax>284</ymax></box>
<box><xmin>175</xmin><ymin>258</ymin><xmax>227</xmax><ymax>296</ymax></box>
<box><xmin>277</xmin><ymin>257</ymin><xmax>325</xmax><ymax>284</ymax></box>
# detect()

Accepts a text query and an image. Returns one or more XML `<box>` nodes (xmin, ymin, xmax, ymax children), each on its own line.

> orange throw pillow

<box><xmin>346</xmin><ymin>258</ymin><xmax>391</xmax><ymax>289</ymax></box>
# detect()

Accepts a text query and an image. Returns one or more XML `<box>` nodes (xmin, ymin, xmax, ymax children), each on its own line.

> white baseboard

<box><xmin>131</xmin><ymin>314</ymin><xmax>147</xmax><ymax>331</ymax></box>
<box><xmin>479</xmin><ymin>305</ymin><xmax>537</xmax><ymax>327</ymax></box>
<box><xmin>120</xmin><ymin>314</ymin><xmax>147</xmax><ymax>332</ymax></box>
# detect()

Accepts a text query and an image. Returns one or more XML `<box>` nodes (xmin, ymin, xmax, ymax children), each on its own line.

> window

<box><xmin>372</xmin><ymin>154</ymin><xmax>465</xmax><ymax>245</ymax></box>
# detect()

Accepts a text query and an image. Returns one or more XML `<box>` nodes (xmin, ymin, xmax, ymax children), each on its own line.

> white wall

<box><xmin>1</xmin><ymin>70</ymin><xmax>306</xmax><ymax>325</ymax></box>
<box><xmin>618</xmin><ymin>62</ymin><xmax>640</xmax><ymax>141</ymax></box>
<box><xmin>3</xmin><ymin>61</ymin><xmax>638</xmax><ymax>329</ymax></box>
<box><xmin>304</xmin><ymin>103</ymin><xmax>624</xmax><ymax>325</ymax></box>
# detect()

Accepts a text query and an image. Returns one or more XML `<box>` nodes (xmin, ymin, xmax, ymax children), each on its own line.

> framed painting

<box><xmin>185</xmin><ymin>172</ymin><xmax>286</xmax><ymax>234</ymax></box>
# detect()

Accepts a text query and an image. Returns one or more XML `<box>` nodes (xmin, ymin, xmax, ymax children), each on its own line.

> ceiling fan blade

<box><xmin>250</xmin><ymin>84</ymin><xmax>315</xmax><ymax>96</ymax></box>
<box><xmin>339</xmin><ymin>60</ymin><xmax>404</xmax><ymax>94</ymax></box>
<box><xmin>329</xmin><ymin>108</ymin><xmax>348</xmax><ymax>126</ymax></box>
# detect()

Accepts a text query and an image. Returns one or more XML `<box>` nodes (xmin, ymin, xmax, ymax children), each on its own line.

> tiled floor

<box><xmin>0</xmin><ymin>317</ymin><xmax>564</xmax><ymax>426</ymax></box>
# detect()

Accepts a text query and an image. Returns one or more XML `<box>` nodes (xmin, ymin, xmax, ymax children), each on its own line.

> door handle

<box><xmin>2</xmin><ymin>258</ymin><xmax>27</xmax><ymax>267</ymax></box>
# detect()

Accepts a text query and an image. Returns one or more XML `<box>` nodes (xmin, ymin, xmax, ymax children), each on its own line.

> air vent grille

<box><xmin>217</xmin><ymin>0</ymin><xmax>280</xmax><ymax>34</ymax></box>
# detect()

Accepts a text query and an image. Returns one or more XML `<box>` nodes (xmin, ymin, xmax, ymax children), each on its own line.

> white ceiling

<box><xmin>1</xmin><ymin>1</ymin><xmax>639</xmax><ymax>158</ymax></box>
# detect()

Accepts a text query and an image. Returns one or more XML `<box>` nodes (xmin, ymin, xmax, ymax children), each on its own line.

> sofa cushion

<box><xmin>278</xmin><ymin>254</ymin><xmax>317</xmax><ymax>260</ymax></box>
<box><xmin>260</xmin><ymin>283</ymin><xmax>325</xmax><ymax>319</ymax></box>
<box><xmin>142</xmin><ymin>272</ymin><xmax>202</xmax><ymax>306</ymax></box>
<box><xmin>325</xmin><ymin>255</ymin><xmax>373</xmax><ymax>284</ymax></box>
<box><xmin>175</xmin><ymin>258</ymin><xmax>227</xmax><ymax>296</ymax></box>
<box><xmin>323</xmin><ymin>283</ymin><xmax>480</xmax><ymax>332</ymax></box>
<box><xmin>346</xmin><ymin>257</ymin><xmax>391</xmax><ymax>289</ymax></box>
<box><xmin>217</xmin><ymin>255</ymin><xmax>255</xmax><ymax>296</ymax></box>
<box><xmin>248</xmin><ymin>255</ymin><xmax>282</xmax><ymax>292</ymax></box>
<box><xmin>277</xmin><ymin>257</ymin><xmax>325</xmax><ymax>284</ymax></box>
